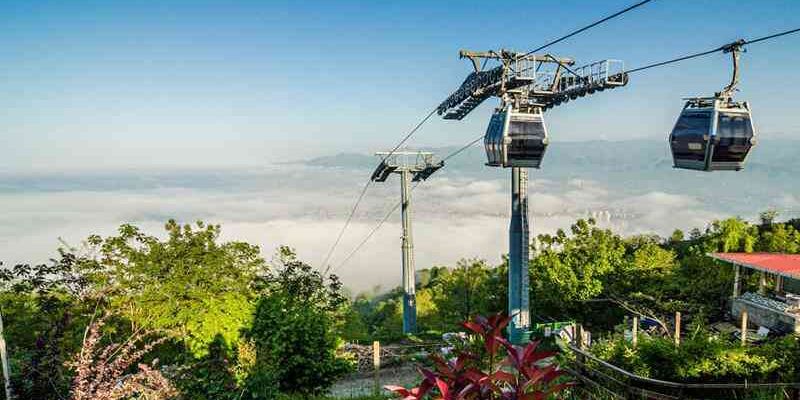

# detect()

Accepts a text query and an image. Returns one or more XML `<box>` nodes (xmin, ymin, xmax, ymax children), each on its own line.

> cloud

<box><xmin>0</xmin><ymin>165</ymin><xmax>769</xmax><ymax>291</ymax></box>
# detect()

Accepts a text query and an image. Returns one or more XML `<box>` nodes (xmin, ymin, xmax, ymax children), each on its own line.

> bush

<box><xmin>591</xmin><ymin>330</ymin><xmax>790</xmax><ymax>383</ymax></box>
<box><xmin>245</xmin><ymin>247</ymin><xmax>352</xmax><ymax>397</ymax></box>
<box><xmin>386</xmin><ymin>313</ymin><xmax>572</xmax><ymax>400</ymax></box>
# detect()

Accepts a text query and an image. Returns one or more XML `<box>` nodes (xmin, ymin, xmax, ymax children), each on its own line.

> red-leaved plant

<box><xmin>386</xmin><ymin>313</ymin><xmax>572</xmax><ymax>400</ymax></box>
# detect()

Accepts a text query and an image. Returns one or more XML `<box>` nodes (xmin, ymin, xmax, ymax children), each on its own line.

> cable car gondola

<box><xmin>484</xmin><ymin>106</ymin><xmax>549</xmax><ymax>168</ymax></box>
<box><xmin>669</xmin><ymin>40</ymin><xmax>756</xmax><ymax>171</ymax></box>
<box><xmin>669</xmin><ymin>97</ymin><xmax>755</xmax><ymax>171</ymax></box>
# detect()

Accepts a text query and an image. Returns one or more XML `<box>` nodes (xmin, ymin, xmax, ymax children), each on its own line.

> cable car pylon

<box><xmin>438</xmin><ymin>48</ymin><xmax>629</xmax><ymax>344</ymax></box>
<box><xmin>371</xmin><ymin>151</ymin><xmax>444</xmax><ymax>335</ymax></box>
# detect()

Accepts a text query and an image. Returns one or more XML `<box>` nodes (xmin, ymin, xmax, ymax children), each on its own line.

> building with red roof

<box><xmin>710</xmin><ymin>253</ymin><xmax>800</xmax><ymax>334</ymax></box>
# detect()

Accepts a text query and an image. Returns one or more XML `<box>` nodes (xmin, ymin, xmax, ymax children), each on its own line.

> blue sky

<box><xmin>2</xmin><ymin>0</ymin><xmax>799</xmax><ymax>171</ymax></box>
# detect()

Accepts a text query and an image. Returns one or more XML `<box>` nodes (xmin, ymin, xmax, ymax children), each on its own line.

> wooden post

<box><xmin>632</xmin><ymin>316</ymin><xmax>639</xmax><ymax>348</ymax></box>
<box><xmin>759</xmin><ymin>271</ymin><xmax>767</xmax><ymax>295</ymax></box>
<box><xmin>776</xmin><ymin>275</ymin><xmax>784</xmax><ymax>294</ymax></box>
<box><xmin>741</xmin><ymin>310</ymin><xmax>748</xmax><ymax>346</ymax></box>
<box><xmin>574</xmin><ymin>324</ymin><xmax>585</xmax><ymax>376</ymax></box>
<box><xmin>372</xmin><ymin>341</ymin><xmax>381</xmax><ymax>395</ymax></box>
<box><xmin>732</xmin><ymin>264</ymin><xmax>742</xmax><ymax>298</ymax></box>
<box><xmin>674</xmin><ymin>312</ymin><xmax>681</xmax><ymax>346</ymax></box>
<box><xmin>0</xmin><ymin>310</ymin><xmax>11</xmax><ymax>400</ymax></box>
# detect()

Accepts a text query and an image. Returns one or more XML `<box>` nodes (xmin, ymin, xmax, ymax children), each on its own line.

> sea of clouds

<box><xmin>1</xmin><ymin>141</ymin><xmax>798</xmax><ymax>292</ymax></box>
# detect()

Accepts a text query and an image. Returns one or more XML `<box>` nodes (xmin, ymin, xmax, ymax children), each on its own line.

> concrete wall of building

<box><xmin>732</xmin><ymin>298</ymin><xmax>800</xmax><ymax>334</ymax></box>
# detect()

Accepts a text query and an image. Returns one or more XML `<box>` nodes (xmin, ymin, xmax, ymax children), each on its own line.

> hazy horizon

<box><xmin>3</xmin><ymin>0</ymin><xmax>800</xmax><ymax>292</ymax></box>
<box><xmin>3</xmin><ymin>138</ymin><xmax>799</xmax><ymax>292</ymax></box>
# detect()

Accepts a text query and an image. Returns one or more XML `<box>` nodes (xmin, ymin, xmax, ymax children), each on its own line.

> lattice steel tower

<box><xmin>371</xmin><ymin>151</ymin><xmax>443</xmax><ymax>334</ymax></box>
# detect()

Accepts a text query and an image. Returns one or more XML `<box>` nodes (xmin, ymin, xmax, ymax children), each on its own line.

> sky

<box><xmin>2</xmin><ymin>0</ymin><xmax>800</xmax><ymax>171</ymax></box>
<box><xmin>2</xmin><ymin>1</ymin><xmax>800</xmax><ymax>291</ymax></box>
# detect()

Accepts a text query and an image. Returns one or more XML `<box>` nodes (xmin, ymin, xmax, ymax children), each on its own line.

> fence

<box><xmin>330</xmin><ymin>336</ymin><xmax>800</xmax><ymax>399</ymax></box>
<box><xmin>330</xmin><ymin>341</ymin><xmax>444</xmax><ymax>398</ymax></box>
<box><xmin>564</xmin><ymin>344</ymin><xmax>800</xmax><ymax>400</ymax></box>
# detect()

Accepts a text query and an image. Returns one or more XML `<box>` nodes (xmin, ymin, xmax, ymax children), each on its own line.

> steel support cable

<box><xmin>443</xmin><ymin>134</ymin><xmax>484</xmax><ymax>162</ymax></box>
<box><xmin>326</xmin><ymin>26</ymin><xmax>800</xmax><ymax>275</ymax></box>
<box><xmin>330</xmin><ymin>186</ymin><xmax>411</xmax><ymax>275</ymax></box>
<box><xmin>745</xmin><ymin>26</ymin><xmax>800</xmax><ymax>45</ymax></box>
<box><xmin>522</xmin><ymin>0</ymin><xmax>656</xmax><ymax>57</ymax></box>
<box><xmin>320</xmin><ymin>180</ymin><xmax>371</xmax><ymax>274</ymax></box>
<box><xmin>320</xmin><ymin>107</ymin><xmax>439</xmax><ymax>274</ymax></box>
<box><xmin>329</xmin><ymin>134</ymin><xmax>485</xmax><ymax>275</ymax></box>
<box><xmin>380</xmin><ymin>108</ymin><xmax>439</xmax><ymax>163</ymax></box>
<box><xmin>625</xmin><ymin>27</ymin><xmax>800</xmax><ymax>74</ymax></box>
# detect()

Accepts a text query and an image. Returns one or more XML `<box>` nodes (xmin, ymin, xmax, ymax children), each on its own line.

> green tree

<box><xmin>89</xmin><ymin>220</ymin><xmax>264</xmax><ymax>356</ymax></box>
<box><xmin>246</xmin><ymin>247</ymin><xmax>350</xmax><ymax>397</ymax></box>
<box><xmin>704</xmin><ymin>217</ymin><xmax>758</xmax><ymax>253</ymax></box>
<box><xmin>609</xmin><ymin>235</ymin><xmax>678</xmax><ymax>298</ymax></box>
<box><xmin>175</xmin><ymin>336</ymin><xmax>241</xmax><ymax>400</ymax></box>
<box><xmin>0</xmin><ymin>253</ymin><xmax>97</xmax><ymax>400</ymax></box>
<box><xmin>530</xmin><ymin>219</ymin><xmax>626</xmax><ymax>316</ymax></box>
<box><xmin>757</xmin><ymin>223</ymin><xmax>800</xmax><ymax>253</ymax></box>
<box><xmin>430</xmin><ymin>259</ymin><xmax>502</xmax><ymax>328</ymax></box>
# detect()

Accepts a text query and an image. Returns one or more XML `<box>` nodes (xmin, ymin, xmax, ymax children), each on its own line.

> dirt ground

<box><xmin>329</xmin><ymin>364</ymin><xmax>420</xmax><ymax>398</ymax></box>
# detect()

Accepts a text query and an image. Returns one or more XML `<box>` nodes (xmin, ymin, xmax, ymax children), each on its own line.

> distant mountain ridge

<box><xmin>300</xmin><ymin>139</ymin><xmax>800</xmax><ymax>175</ymax></box>
<box><xmin>299</xmin><ymin>139</ymin><xmax>800</xmax><ymax>217</ymax></box>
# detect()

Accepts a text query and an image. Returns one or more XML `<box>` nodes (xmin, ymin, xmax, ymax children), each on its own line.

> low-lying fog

<box><xmin>2</xmin><ymin>140</ymin><xmax>799</xmax><ymax>292</ymax></box>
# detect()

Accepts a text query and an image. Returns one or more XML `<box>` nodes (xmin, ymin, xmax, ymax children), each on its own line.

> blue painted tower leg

<box><xmin>508</xmin><ymin>167</ymin><xmax>531</xmax><ymax>344</ymax></box>
<box><xmin>400</xmin><ymin>169</ymin><xmax>417</xmax><ymax>334</ymax></box>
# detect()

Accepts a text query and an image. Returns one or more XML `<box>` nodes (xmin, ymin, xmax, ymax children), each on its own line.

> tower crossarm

<box><xmin>438</xmin><ymin>50</ymin><xmax>629</xmax><ymax>119</ymax></box>
<box><xmin>438</xmin><ymin>50</ymin><xmax>575</xmax><ymax>120</ymax></box>
<box><xmin>371</xmin><ymin>151</ymin><xmax>444</xmax><ymax>182</ymax></box>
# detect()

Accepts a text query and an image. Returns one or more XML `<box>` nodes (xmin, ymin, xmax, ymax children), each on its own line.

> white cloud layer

<box><xmin>0</xmin><ymin>164</ymin><xmax>771</xmax><ymax>291</ymax></box>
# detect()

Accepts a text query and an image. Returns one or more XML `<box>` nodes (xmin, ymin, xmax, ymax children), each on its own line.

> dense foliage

<box><xmin>347</xmin><ymin>214</ymin><xmax>800</xmax><ymax>388</ymax></box>
<box><xmin>2</xmin><ymin>212</ymin><xmax>800</xmax><ymax>398</ymax></box>
<box><xmin>592</xmin><ymin>331</ymin><xmax>800</xmax><ymax>383</ymax></box>
<box><xmin>89</xmin><ymin>221</ymin><xmax>263</xmax><ymax>356</ymax></box>
<box><xmin>349</xmin><ymin>214</ymin><xmax>800</xmax><ymax>338</ymax></box>
<box><xmin>0</xmin><ymin>221</ymin><xmax>353</xmax><ymax>399</ymax></box>
<box><xmin>246</xmin><ymin>247</ymin><xmax>351</xmax><ymax>397</ymax></box>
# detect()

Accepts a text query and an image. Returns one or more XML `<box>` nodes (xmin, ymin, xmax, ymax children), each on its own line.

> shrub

<box><xmin>386</xmin><ymin>313</ymin><xmax>572</xmax><ymax>400</ymax></box>
<box><xmin>245</xmin><ymin>247</ymin><xmax>352</xmax><ymax>397</ymax></box>
<box><xmin>591</xmin><ymin>330</ymin><xmax>789</xmax><ymax>383</ymax></box>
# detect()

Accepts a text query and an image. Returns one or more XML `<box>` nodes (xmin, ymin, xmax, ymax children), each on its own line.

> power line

<box><xmin>625</xmin><ymin>47</ymin><xmax>723</xmax><ymax>74</ymax></box>
<box><xmin>626</xmin><ymin>27</ymin><xmax>800</xmax><ymax>74</ymax></box>
<box><xmin>522</xmin><ymin>0</ymin><xmax>656</xmax><ymax>57</ymax></box>
<box><xmin>320</xmin><ymin>107</ymin><xmax>438</xmax><ymax>274</ymax></box>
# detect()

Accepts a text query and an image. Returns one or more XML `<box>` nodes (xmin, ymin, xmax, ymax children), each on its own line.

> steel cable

<box><xmin>320</xmin><ymin>107</ymin><xmax>438</xmax><ymax>274</ymax></box>
<box><xmin>626</xmin><ymin>27</ymin><xmax>800</xmax><ymax>74</ymax></box>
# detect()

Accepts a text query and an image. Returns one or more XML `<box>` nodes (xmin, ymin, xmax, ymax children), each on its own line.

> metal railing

<box><xmin>558</xmin><ymin>59</ymin><xmax>626</xmax><ymax>92</ymax></box>
<box><xmin>565</xmin><ymin>344</ymin><xmax>800</xmax><ymax>399</ymax></box>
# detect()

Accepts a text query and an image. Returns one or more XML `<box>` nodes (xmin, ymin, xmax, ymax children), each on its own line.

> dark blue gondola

<box><xmin>484</xmin><ymin>107</ymin><xmax>549</xmax><ymax>168</ymax></box>
<box><xmin>669</xmin><ymin>97</ymin><xmax>756</xmax><ymax>171</ymax></box>
<box><xmin>669</xmin><ymin>39</ymin><xmax>756</xmax><ymax>172</ymax></box>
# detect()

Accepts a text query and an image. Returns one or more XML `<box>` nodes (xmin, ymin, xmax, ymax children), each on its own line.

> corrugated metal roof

<box><xmin>710</xmin><ymin>253</ymin><xmax>800</xmax><ymax>279</ymax></box>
